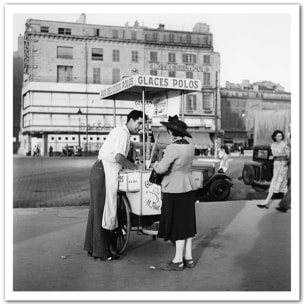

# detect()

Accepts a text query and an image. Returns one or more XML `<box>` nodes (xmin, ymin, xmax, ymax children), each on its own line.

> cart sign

<box><xmin>100</xmin><ymin>75</ymin><xmax>201</xmax><ymax>99</ymax></box>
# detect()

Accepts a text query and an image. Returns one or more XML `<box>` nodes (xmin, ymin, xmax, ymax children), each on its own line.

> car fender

<box><xmin>203</xmin><ymin>174</ymin><xmax>233</xmax><ymax>189</ymax></box>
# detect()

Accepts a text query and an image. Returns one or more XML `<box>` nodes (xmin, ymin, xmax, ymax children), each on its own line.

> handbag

<box><xmin>149</xmin><ymin>169</ymin><xmax>164</xmax><ymax>186</ymax></box>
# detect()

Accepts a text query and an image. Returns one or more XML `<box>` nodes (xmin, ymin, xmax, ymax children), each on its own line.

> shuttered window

<box><xmin>57</xmin><ymin>66</ymin><xmax>73</xmax><ymax>82</ymax></box>
<box><xmin>182</xmin><ymin>54</ymin><xmax>196</xmax><ymax>64</ymax></box>
<box><xmin>186</xmin><ymin>95</ymin><xmax>197</xmax><ymax>112</ymax></box>
<box><xmin>93</xmin><ymin>68</ymin><xmax>101</xmax><ymax>84</ymax></box>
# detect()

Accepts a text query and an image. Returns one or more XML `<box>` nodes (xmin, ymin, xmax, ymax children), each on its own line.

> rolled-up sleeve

<box><xmin>154</xmin><ymin>145</ymin><xmax>177</xmax><ymax>174</ymax></box>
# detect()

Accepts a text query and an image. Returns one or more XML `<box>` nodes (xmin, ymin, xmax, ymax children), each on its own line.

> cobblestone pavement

<box><xmin>13</xmin><ymin>156</ymin><xmax>95</xmax><ymax>208</ymax></box>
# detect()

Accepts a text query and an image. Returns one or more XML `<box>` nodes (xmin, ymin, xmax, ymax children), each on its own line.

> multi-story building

<box><xmin>220</xmin><ymin>80</ymin><xmax>291</xmax><ymax>149</ymax></box>
<box><xmin>19</xmin><ymin>15</ymin><xmax>220</xmax><ymax>156</ymax></box>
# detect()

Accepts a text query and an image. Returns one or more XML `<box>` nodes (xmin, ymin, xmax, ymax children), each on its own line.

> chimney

<box><xmin>76</xmin><ymin>13</ymin><xmax>86</xmax><ymax>24</ymax></box>
<box><xmin>158</xmin><ymin>24</ymin><xmax>165</xmax><ymax>30</ymax></box>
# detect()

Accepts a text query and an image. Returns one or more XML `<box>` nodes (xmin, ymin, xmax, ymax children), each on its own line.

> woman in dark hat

<box><xmin>153</xmin><ymin>115</ymin><xmax>199</xmax><ymax>271</ymax></box>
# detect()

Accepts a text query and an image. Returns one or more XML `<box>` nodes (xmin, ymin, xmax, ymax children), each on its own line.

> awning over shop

<box><xmin>189</xmin><ymin>132</ymin><xmax>213</xmax><ymax>148</ymax></box>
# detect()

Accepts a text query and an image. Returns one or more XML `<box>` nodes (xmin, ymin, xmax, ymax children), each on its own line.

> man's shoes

<box><xmin>257</xmin><ymin>204</ymin><xmax>269</xmax><ymax>209</ymax></box>
<box><xmin>159</xmin><ymin>261</ymin><xmax>184</xmax><ymax>271</ymax></box>
<box><xmin>183</xmin><ymin>258</ymin><xmax>195</xmax><ymax>268</ymax></box>
<box><xmin>276</xmin><ymin>207</ymin><xmax>287</xmax><ymax>213</ymax></box>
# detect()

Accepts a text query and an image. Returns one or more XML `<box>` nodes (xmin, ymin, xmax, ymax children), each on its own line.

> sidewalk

<box><xmin>10</xmin><ymin>199</ymin><xmax>292</xmax><ymax>300</ymax></box>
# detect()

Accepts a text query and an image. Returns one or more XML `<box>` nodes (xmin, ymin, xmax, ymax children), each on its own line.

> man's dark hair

<box><xmin>271</xmin><ymin>130</ymin><xmax>285</xmax><ymax>141</ymax></box>
<box><xmin>127</xmin><ymin>110</ymin><xmax>147</xmax><ymax>122</ymax></box>
<box><xmin>220</xmin><ymin>145</ymin><xmax>230</xmax><ymax>155</ymax></box>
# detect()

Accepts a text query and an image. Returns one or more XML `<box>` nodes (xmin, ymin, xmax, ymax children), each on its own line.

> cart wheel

<box><xmin>115</xmin><ymin>193</ymin><xmax>131</xmax><ymax>254</ymax></box>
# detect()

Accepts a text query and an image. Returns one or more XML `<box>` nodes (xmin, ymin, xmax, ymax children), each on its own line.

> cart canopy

<box><xmin>99</xmin><ymin>74</ymin><xmax>202</xmax><ymax>100</ymax></box>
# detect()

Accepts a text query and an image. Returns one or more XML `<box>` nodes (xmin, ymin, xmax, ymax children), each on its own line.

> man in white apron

<box><xmin>84</xmin><ymin>110</ymin><xmax>145</xmax><ymax>261</ymax></box>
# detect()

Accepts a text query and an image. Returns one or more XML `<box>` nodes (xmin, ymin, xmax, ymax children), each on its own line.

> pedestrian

<box><xmin>257</xmin><ymin>130</ymin><xmax>290</xmax><ymax>209</ymax></box>
<box><xmin>240</xmin><ymin>145</ymin><xmax>244</xmax><ymax>156</ymax></box>
<box><xmin>84</xmin><ymin>110</ymin><xmax>146</xmax><ymax>261</ymax></box>
<box><xmin>153</xmin><ymin>115</ymin><xmax>199</xmax><ymax>271</ymax></box>
<box><xmin>49</xmin><ymin>145</ymin><xmax>53</xmax><ymax>157</ymax></box>
<box><xmin>276</xmin><ymin>127</ymin><xmax>291</xmax><ymax>213</ymax></box>
<box><xmin>218</xmin><ymin>145</ymin><xmax>230</xmax><ymax>175</ymax></box>
<box><xmin>32</xmin><ymin>145</ymin><xmax>37</xmax><ymax>157</ymax></box>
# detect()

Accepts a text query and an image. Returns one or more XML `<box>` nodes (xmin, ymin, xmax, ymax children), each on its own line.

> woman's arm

<box><xmin>153</xmin><ymin>145</ymin><xmax>177</xmax><ymax>174</ymax></box>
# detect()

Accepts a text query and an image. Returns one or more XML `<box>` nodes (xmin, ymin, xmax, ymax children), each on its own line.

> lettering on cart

<box><xmin>146</xmin><ymin>199</ymin><xmax>161</xmax><ymax>211</ymax></box>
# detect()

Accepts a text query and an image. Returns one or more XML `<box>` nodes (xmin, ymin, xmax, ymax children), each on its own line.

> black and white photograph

<box><xmin>3</xmin><ymin>1</ymin><xmax>300</xmax><ymax>302</ymax></box>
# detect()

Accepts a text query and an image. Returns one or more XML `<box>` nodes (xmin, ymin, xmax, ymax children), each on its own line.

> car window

<box><xmin>256</xmin><ymin>150</ymin><xmax>268</xmax><ymax>159</ymax></box>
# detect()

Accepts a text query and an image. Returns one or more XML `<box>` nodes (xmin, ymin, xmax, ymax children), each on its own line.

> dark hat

<box><xmin>160</xmin><ymin>115</ymin><xmax>192</xmax><ymax>138</ymax></box>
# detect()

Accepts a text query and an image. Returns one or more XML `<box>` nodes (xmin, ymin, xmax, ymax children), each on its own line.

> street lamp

<box><xmin>77</xmin><ymin>109</ymin><xmax>82</xmax><ymax>148</ymax></box>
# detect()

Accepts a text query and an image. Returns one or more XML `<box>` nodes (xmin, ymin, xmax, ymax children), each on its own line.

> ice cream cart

<box><xmin>99</xmin><ymin>74</ymin><xmax>202</xmax><ymax>253</ymax></box>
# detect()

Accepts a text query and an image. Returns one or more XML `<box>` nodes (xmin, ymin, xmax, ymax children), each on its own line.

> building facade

<box><xmin>220</xmin><ymin>80</ymin><xmax>291</xmax><ymax>149</ymax></box>
<box><xmin>19</xmin><ymin>16</ymin><xmax>220</xmax><ymax>156</ymax></box>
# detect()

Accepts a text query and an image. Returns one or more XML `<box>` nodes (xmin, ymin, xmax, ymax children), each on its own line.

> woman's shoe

<box><xmin>87</xmin><ymin>251</ymin><xmax>93</xmax><ymax>257</ymax></box>
<box><xmin>94</xmin><ymin>254</ymin><xmax>121</xmax><ymax>261</ymax></box>
<box><xmin>183</xmin><ymin>258</ymin><xmax>195</xmax><ymax>268</ymax></box>
<box><xmin>159</xmin><ymin>261</ymin><xmax>184</xmax><ymax>271</ymax></box>
<box><xmin>257</xmin><ymin>204</ymin><xmax>269</xmax><ymax>209</ymax></box>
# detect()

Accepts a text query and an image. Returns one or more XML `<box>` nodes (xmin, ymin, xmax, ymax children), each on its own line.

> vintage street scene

<box><xmin>7</xmin><ymin>3</ymin><xmax>299</xmax><ymax>302</ymax></box>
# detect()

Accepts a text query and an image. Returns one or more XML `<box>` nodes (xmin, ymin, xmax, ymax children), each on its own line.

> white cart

<box><xmin>100</xmin><ymin>75</ymin><xmax>202</xmax><ymax>253</ymax></box>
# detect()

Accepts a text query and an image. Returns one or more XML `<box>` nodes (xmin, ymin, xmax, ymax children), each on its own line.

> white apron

<box><xmin>101</xmin><ymin>160</ymin><xmax>121</xmax><ymax>230</ymax></box>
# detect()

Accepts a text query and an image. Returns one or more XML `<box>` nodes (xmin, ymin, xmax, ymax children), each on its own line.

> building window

<box><xmin>203</xmin><ymin>93</ymin><xmax>213</xmax><ymax>110</ymax></box>
<box><xmin>96</xmin><ymin>29</ymin><xmax>100</xmax><ymax>36</ymax></box>
<box><xmin>93</xmin><ymin>68</ymin><xmax>101</xmax><ymax>84</ymax></box>
<box><xmin>57</xmin><ymin>46</ymin><xmax>73</xmax><ymax>59</ymax></box>
<box><xmin>40</xmin><ymin>26</ymin><xmax>49</xmax><ymax>33</ymax></box>
<box><xmin>112</xmin><ymin>68</ymin><xmax>120</xmax><ymax>83</ymax></box>
<box><xmin>152</xmin><ymin>32</ymin><xmax>158</xmax><ymax>41</ymax></box>
<box><xmin>182</xmin><ymin>54</ymin><xmax>196</xmax><ymax>64</ymax></box>
<box><xmin>131</xmin><ymin>31</ymin><xmax>137</xmax><ymax>40</ymax></box>
<box><xmin>150</xmin><ymin>70</ymin><xmax>157</xmax><ymax>76</ymax></box>
<box><xmin>168</xmin><ymin>53</ymin><xmax>176</xmax><ymax>63</ymax></box>
<box><xmin>132</xmin><ymin>51</ymin><xmax>139</xmax><ymax>62</ymax></box>
<box><xmin>203</xmin><ymin>55</ymin><xmax>210</xmax><ymax>65</ymax></box>
<box><xmin>186</xmin><ymin>34</ymin><xmax>192</xmax><ymax>43</ymax></box>
<box><xmin>91</xmin><ymin>48</ymin><xmax>103</xmax><ymax>61</ymax></box>
<box><xmin>168</xmin><ymin>71</ymin><xmax>176</xmax><ymax>78</ymax></box>
<box><xmin>112</xmin><ymin>29</ymin><xmax>118</xmax><ymax>38</ymax></box>
<box><xmin>57</xmin><ymin>66</ymin><xmax>73</xmax><ymax>82</ymax></box>
<box><xmin>150</xmin><ymin>51</ymin><xmax>158</xmax><ymax>63</ymax></box>
<box><xmin>203</xmin><ymin>72</ymin><xmax>211</xmax><ymax>86</ymax></box>
<box><xmin>168</xmin><ymin>33</ymin><xmax>174</xmax><ymax>42</ymax></box>
<box><xmin>113</xmin><ymin>49</ymin><xmax>120</xmax><ymax>62</ymax></box>
<box><xmin>58</xmin><ymin>28</ymin><xmax>71</xmax><ymax>35</ymax></box>
<box><xmin>186</xmin><ymin>71</ymin><xmax>193</xmax><ymax>79</ymax></box>
<box><xmin>186</xmin><ymin>95</ymin><xmax>197</xmax><ymax>112</ymax></box>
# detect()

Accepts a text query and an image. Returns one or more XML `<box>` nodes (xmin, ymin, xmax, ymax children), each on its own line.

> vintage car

<box><xmin>241</xmin><ymin>145</ymin><xmax>273</xmax><ymax>192</ymax></box>
<box><xmin>128</xmin><ymin>142</ymin><xmax>233</xmax><ymax>201</ymax></box>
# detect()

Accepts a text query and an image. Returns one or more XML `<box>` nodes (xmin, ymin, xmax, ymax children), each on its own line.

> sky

<box><xmin>10</xmin><ymin>4</ymin><xmax>295</xmax><ymax>92</ymax></box>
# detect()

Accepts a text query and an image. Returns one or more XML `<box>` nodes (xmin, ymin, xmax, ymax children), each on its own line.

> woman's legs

<box><xmin>264</xmin><ymin>191</ymin><xmax>273</xmax><ymax>206</ymax></box>
<box><xmin>172</xmin><ymin>240</ymin><xmax>185</xmax><ymax>263</ymax></box>
<box><xmin>184</xmin><ymin>237</ymin><xmax>193</xmax><ymax>260</ymax></box>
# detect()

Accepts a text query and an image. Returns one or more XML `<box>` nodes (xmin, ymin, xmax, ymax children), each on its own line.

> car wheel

<box><xmin>209</xmin><ymin>179</ymin><xmax>231</xmax><ymax>201</ymax></box>
<box><xmin>242</xmin><ymin>165</ymin><xmax>255</xmax><ymax>185</ymax></box>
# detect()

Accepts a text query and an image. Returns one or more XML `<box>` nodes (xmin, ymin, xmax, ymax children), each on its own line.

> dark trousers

<box><xmin>84</xmin><ymin>160</ymin><xmax>111</xmax><ymax>257</ymax></box>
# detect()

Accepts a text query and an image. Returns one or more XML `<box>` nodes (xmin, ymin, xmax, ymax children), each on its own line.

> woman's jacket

<box><xmin>153</xmin><ymin>140</ymin><xmax>199</xmax><ymax>193</ymax></box>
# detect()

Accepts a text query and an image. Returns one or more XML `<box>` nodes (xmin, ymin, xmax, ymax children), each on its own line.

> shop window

<box><xmin>58</xmin><ymin>28</ymin><xmax>71</xmax><ymax>35</ymax></box>
<box><xmin>57</xmin><ymin>46</ymin><xmax>73</xmax><ymax>59</ymax></box>
<box><xmin>57</xmin><ymin>66</ymin><xmax>73</xmax><ymax>82</ymax></box>
<box><xmin>92</xmin><ymin>48</ymin><xmax>103</xmax><ymax>61</ymax></box>
<box><xmin>93</xmin><ymin>68</ymin><xmax>101</xmax><ymax>84</ymax></box>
